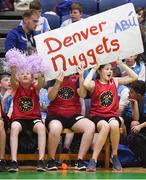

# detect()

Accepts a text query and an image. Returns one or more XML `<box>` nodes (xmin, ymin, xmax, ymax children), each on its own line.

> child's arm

<box><xmin>116</xmin><ymin>60</ymin><xmax>138</xmax><ymax>86</ymax></box>
<box><xmin>131</xmin><ymin>121</ymin><xmax>146</xmax><ymax>134</ymax></box>
<box><xmin>84</xmin><ymin>65</ymin><xmax>99</xmax><ymax>92</ymax></box>
<box><xmin>0</xmin><ymin>103</ymin><xmax>2</xmax><ymax>120</ymax></box>
<box><xmin>80</xmin><ymin>98</ymin><xmax>86</xmax><ymax>116</ymax></box>
<box><xmin>7</xmin><ymin>101</ymin><xmax>13</xmax><ymax>119</ymax></box>
<box><xmin>48</xmin><ymin>72</ymin><xmax>64</xmax><ymax>101</ymax></box>
<box><xmin>10</xmin><ymin>66</ymin><xmax>19</xmax><ymax>90</ymax></box>
<box><xmin>1</xmin><ymin>89</ymin><xmax>12</xmax><ymax>111</ymax></box>
<box><xmin>35</xmin><ymin>73</ymin><xmax>45</xmax><ymax>94</ymax></box>
<box><xmin>77</xmin><ymin>66</ymin><xmax>87</xmax><ymax>98</ymax></box>
<box><xmin>129</xmin><ymin>99</ymin><xmax>139</xmax><ymax>121</ymax></box>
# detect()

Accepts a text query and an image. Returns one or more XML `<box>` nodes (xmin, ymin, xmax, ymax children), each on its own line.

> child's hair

<box><xmin>29</xmin><ymin>0</ymin><xmax>42</xmax><ymax>10</ymax></box>
<box><xmin>112</xmin><ymin>66</ymin><xmax>122</xmax><ymax>77</ymax></box>
<box><xmin>0</xmin><ymin>71</ymin><xmax>11</xmax><ymax>81</ymax></box>
<box><xmin>95</xmin><ymin>64</ymin><xmax>107</xmax><ymax>79</ymax></box>
<box><xmin>69</xmin><ymin>2</ymin><xmax>83</xmax><ymax>13</ymax></box>
<box><xmin>130</xmin><ymin>80</ymin><xmax>146</xmax><ymax>95</ymax></box>
<box><xmin>22</xmin><ymin>9</ymin><xmax>38</xmax><ymax>20</ymax></box>
<box><xmin>136</xmin><ymin>7</ymin><xmax>145</xmax><ymax>16</ymax></box>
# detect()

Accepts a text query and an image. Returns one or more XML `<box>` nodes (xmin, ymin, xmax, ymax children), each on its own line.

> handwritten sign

<box><xmin>35</xmin><ymin>3</ymin><xmax>144</xmax><ymax>80</ymax></box>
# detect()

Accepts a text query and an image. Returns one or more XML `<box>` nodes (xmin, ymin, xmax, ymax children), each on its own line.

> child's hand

<box><xmin>11</xmin><ymin>65</ymin><xmax>16</xmax><ymax>68</ymax></box>
<box><xmin>56</xmin><ymin>72</ymin><xmax>64</xmax><ymax>84</ymax></box>
<box><xmin>129</xmin><ymin>98</ymin><xmax>138</xmax><ymax>106</ymax></box>
<box><xmin>131</xmin><ymin>125</ymin><xmax>141</xmax><ymax>134</ymax></box>
<box><xmin>76</xmin><ymin>65</ymin><xmax>84</xmax><ymax>77</ymax></box>
<box><xmin>93</xmin><ymin>63</ymin><xmax>100</xmax><ymax>71</ymax></box>
<box><xmin>116</xmin><ymin>59</ymin><xmax>122</xmax><ymax>65</ymax></box>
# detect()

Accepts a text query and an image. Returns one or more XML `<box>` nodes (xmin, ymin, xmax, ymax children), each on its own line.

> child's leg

<box><xmin>109</xmin><ymin>119</ymin><xmax>120</xmax><ymax>155</ymax></box>
<box><xmin>63</xmin><ymin>133</ymin><xmax>74</xmax><ymax>150</ymax></box>
<box><xmin>0</xmin><ymin>120</ymin><xmax>6</xmax><ymax>159</ymax></box>
<box><xmin>47</xmin><ymin>120</ymin><xmax>63</xmax><ymax>159</ymax></box>
<box><xmin>33</xmin><ymin>121</ymin><xmax>46</xmax><ymax>160</ymax></box>
<box><xmin>10</xmin><ymin>121</ymin><xmax>22</xmax><ymax>161</ymax></box>
<box><xmin>71</xmin><ymin>118</ymin><xmax>95</xmax><ymax>159</ymax></box>
<box><xmin>109</xmin><ymin>118</ymin><xmax>122</xmax><ymax>171</ymax></box>
<box><xmin>91</xmin><ymin>120</ymin><xmax>110</xmax><ymax>160</ymax></box>
<box><xmin>91</xmin><ymin>133</ymin><xmax>98</xmax><ymax>150</ymax></box>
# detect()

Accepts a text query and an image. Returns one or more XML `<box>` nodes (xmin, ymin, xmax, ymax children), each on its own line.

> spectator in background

<box><xmin>136</xmin><ymin>7</ymin><xmax>146</xmax><ymax>61</ymax></box>
<box><xmin>61</xmin><ymin>2</ymin><xmax>83</xmax><ymax>27</ymax></box>
<box><xmin>122</xmin><ymin>55</ymin><xmax>145</xmax><ymax>82</ymax></box>
<box><xmin>127</xmin><ymin>80</ymin><xmax>146</xmax><ymax>168</ymax></box>
<box><xmin>5</xmin><ymin>9</ymin><xmax>39</xmax><ymax>53</ymax></box>
<box><xmin>0</xmin><ymin>71</ymin><xmax>12</xmax><ymax>172</ymax></box>
<box><xmin>14</xmin><ymin>0</ymin><xmax>33</xmax><ymax>11</ymax></box>
<box><xmin>29</xmin><ymin>0</ymin><xmax>51</xmax><ymax>34</ymax></box>
<box><xmin>0</xmin><ymin>0</ymin><xmax>14</xmax><ymax>11</ymax></box>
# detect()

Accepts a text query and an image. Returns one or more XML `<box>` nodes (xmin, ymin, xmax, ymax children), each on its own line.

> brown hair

<box><xmin>22</xmin><ymin>9</ymin><xmax>38</xmax><ymax>20</ymax></box>
<box><xmin>29</xmin><ymin>0</ymin><xmax>42</xmax><ymax>10</ymax></box>
<box><xmin>70</xmin><ymin>2</ymin><xmax>83</xmax><ymax>13</ymax></box>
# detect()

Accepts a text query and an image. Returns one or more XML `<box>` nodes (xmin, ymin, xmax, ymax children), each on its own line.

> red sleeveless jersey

<box><xmin>11</xmin><ymin>83</ymin><xmax>41</xmax><ymax>120</ymax></box>
<box><xmin>47</xmin><ymin>75</ymin><xmax>81</xmax><ymax>118</ymax></box>
<box><xmin>89</xmin><ymin>78</ymin><xmax>119</xmax><ymax>118</ymax></box>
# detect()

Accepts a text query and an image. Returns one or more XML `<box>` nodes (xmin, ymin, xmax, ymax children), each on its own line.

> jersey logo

<box><xmin>18</xmin><ymin>97</ymin><xmax>33</xmax><ymax>112</ymax></box>
<box><xmin>100</xmin><ymin>91</ymin><xmax>113</xmax><ymax>107</ymax></box>
<box><xmin>58</xmin><ymin>87</ymin><xmax>74</xmax><ymax>100</ymax></box>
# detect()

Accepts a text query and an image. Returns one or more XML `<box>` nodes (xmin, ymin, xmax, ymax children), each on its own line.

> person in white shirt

<box><xmin>61</xmin><ymin>2</ymin><xmax>83</xmax><ymax>27</ymax></box>
<box><xmin>123</xmin><ymin>55</ymin><xmax>145</xmax><ymax>82</ymax></box>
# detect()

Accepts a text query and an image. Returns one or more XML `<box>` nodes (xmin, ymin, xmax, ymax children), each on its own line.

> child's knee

<box><xmin>0</xmin><ymin>120</ymin><xmax>4</xmax><ymax>129</ymax></box>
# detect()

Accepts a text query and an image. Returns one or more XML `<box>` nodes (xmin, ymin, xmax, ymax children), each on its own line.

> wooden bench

<box><xmin>5</xmin><ymin>128</ymin><xmax>122</xmax><ymax>168</ymax></box>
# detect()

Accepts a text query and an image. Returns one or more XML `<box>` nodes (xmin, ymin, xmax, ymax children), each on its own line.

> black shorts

<box><xmin>11</xmin><ymin>119</ymin><xmax>42</xmax><ymax>131</ymax></box>
<box><xmin>91</xmin><ymin>116</ymin><xmax>122</xmax><ymax>127</ymax></box>
<box><xmin>45</xmin><ymin>114</ymin><xmax>84</xmax><ymax>130</ymax></box>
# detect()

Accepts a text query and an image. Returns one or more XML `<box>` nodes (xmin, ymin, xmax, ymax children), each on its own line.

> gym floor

<box><xmin>0</xmin><ymin>167</ymin><xmax>146</xmax><ymax>179</ymax></box>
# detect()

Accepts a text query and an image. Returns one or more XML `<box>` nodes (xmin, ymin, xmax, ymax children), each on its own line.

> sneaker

<box><xmin>47</xmin><ymin>159</ymin><xmax>58</xmax><ymax>170</ymax></box>
<box><xmin>0</xmin><ymin>160</ymin><xmax>7</xmax><ymax>172</ymax></box>
<box><xmin>111</xmin><ymin>155</ymin><xmax>122</xmax><ymax>171</ymax></box>
<box><xmin>8</xmin><ymin>161</ymin><xmax>18</xmax><ymax>172</ymax></box>
<box><xmin>75</xmin><ymin>159</ymin><xmax>86</xmax><ymax>170</ymax></box>
<box><xmin>86</xmin><ymin>159</ymin><xmax>96</xmax><ymax>172</ymax></box>
<box><xmin>37</xmin><ymin>160</ymin><xmax>46</xmax><ymax>172</ymax></box>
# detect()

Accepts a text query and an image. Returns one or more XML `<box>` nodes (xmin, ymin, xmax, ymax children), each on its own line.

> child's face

<box><xmin>98</xmin><ymin>64</ymin><xmax>113</xmax><ymax>82</ymax></box>
<box><xmin>129</xmin><ymin>88</ymin><xmax>143</xmax><ymax>101</ymax></box>
<box><xmin>0</xmin><ymin>76</ymin><xmax>11</xmax><ymax>90</ymax></box>
<box><xmin>19</xmin><ymin>72</ymin><xmax>32</xmax><ymax>84</ymax></box>
<box><xmin>125</xmin><ymin>55</ymin><xmax>137</xmax><ymax>66</ymax></box>
<box><xmin>35</xmin><ymin>9</ymin><xmax>42</xmax><ymax>18</ymax></box>
<box><xmin>33</xmin><ymin>73</ymin><xmax>38</xmax><ymax>85</ymax></box>
<box><xmin>137</xmin><ymin>10</ymin><xmax>144</xmax><ymax>23</ymax></box>
<box><xmin>70</xmin><ymin>9</ymin><xmax>82</xmax><ymax>22</ymax></box>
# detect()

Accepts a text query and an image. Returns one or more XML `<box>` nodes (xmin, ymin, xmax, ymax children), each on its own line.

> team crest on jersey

<box><xmin>100</xmin><ymin>91</ymin><xmax>113</xmax><ymax>107</ymax></box>
<box><xmin>18</xmin><ymin>97</ymin><xmax>33</xmax><ymax>112</ymax></box>
<box><xmin>58</xmin><ymin>87</ymin><xmax>74</xmax><ymax>99</ymax></box>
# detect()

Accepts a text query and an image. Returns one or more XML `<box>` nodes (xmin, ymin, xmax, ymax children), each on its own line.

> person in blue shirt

<box><xmin>5</xmin><ymin>9</ymin><xmax>39</xmax><ymax>53</ymax></box>
<box><xmin>127</xmin><ymin>80</ymin><xmax>146</xmax><ymax>167</ymax></box>
<box><xmin>0</xmin><ymin>71</ymin><xmax>12</xmax><ymax>172</ymax></box>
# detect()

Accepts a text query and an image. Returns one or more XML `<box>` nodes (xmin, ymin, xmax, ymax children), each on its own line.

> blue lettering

<box><xmin>120</xmin><ymin>20</ymin><xmax>130</xmax><ymax>30</ymax></box>
<box><xmin>114</xmin><ymin>22</ymin><xmax>123</xmax><ymax>33</ymax></box>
